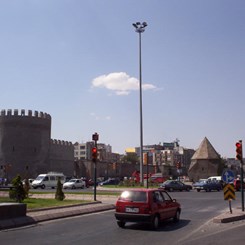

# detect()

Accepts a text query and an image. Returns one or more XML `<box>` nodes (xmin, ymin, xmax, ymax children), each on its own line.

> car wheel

<box><xmin>151</xmin><ymin>215</ymin><xmax>160</xmax><ymax>230</ymax></box>
<box><xmin>197</xmin><ymin>189</ymin><xmax>200</xmax><ymax>192</ymax></box>
<box><xmin>169</xmin><ymin>187</ymin><xmax>174</xmax><ymax>192</ymax></box>
<box><xmin>41</xmin><ymin>184</ymin><xmax>45</xmax><ymax>189</ymax></box>
<box><xmin>117</xmin><ymin>221</ymin><xmax>125</xmax><ymax>228</ymax></box>
<box><xmin>186</xmin><ymin>187</ymin><xmax>190</xmax><ymax>192</ymax></box>
<box><xmin>173</xmin><ymin>210</ymin><xmax>180</xmax><ymax>223</ymax></box>
<box><xmin>72</xmin><ymin>185</ymin><xmax>76</xmax><ymax>189</ymax></box>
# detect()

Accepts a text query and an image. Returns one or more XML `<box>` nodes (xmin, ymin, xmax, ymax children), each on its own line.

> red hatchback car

<box><xmin>115</xmin><ymin>188</ymin><xmax>181</xmax><ymax>229</ymax></box>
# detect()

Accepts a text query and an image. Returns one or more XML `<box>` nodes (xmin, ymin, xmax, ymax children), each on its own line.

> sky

<box><xmin>0</xmin><ymin>0</ymin><xmax>245</xmax><ymax>158</ymax></box>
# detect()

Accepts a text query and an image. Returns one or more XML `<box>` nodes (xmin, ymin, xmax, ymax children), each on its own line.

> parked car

<box><xmin>22</xmin><ymin>178</ymin><xmax>34</xmax><ymax>187</ymax></box>
<box><xmin>63</xmin><ymin>179</ymin><xmax>86</xmax><ymax>189</ymax></box>
<box><xmin>159</xmin><ymin>180</ymin><xmax>192</xmax><ymax>192</ymax></box>
<box><xmin>233</xmin><ymin>179</ymin><xmax>245</xmax><ymax>191</ymax></box>
<box><xmin>193</xmin><ymin>180</ymin><xmax>222</xmax><ymax>192</ymax></box>
<box><xmin>32</xmin><ymin>172</ymin><xmax>65</xmax><ymax>189</ymax></box>
<box><xmin>115</xmin><ymin>188</ymin><xmax>181</xmax><ymax>229</ymax></box>
<box><xmin>99</xmin><ymin>178</ymin><xmax>120</xmax><ymax>186</ymax></box>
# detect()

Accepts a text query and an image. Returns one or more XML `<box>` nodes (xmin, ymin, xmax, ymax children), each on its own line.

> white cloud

<box><xmin>91</xmin><ymin>72</ymin><xmax>157</xmax><ymax>95</ymax></box>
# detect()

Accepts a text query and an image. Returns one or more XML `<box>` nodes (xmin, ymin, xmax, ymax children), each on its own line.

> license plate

<box><xmin>125</xmin><ymin>207</ymin><xmax>139</xmax><ymax>213</ymax></box>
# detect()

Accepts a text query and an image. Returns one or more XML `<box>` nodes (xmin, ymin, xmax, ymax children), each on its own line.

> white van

<box><xmin>32</xmin><ymin>172</ymin><xmax>65</xmax><ymax>189</ymax></box>
<box><xmin>207</xmin><ymin>176</ymin><xmax>221</xmax><ymax>182</ymax></box>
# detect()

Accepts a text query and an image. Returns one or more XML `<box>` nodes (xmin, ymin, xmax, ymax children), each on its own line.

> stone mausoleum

<box><xmin>0</xmin><ymin>109</ymin><xmax>74</xmax><ymax>181</ymax></box>
<box><xmin>188</xmin><ymin>137</ymin><xmax>221</xmax><ymax>182</ymax></box>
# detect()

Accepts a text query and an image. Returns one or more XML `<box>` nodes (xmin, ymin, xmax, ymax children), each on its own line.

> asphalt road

<box><xmin>1</xmin><ymin>190</ymin><xmax>245</xmax><ymax>245</ymax></box>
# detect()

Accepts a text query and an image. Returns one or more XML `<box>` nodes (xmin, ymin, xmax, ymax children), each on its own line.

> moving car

<box><xmin>115</xmin><ymin>188</ymin><xmax>181</xmax><ymax>230</ymax></box>
<box><xmin>63</xmin><ymin>179</ymin><xmax>86</xmax><ymax>189</ymax></box>
<box><xmin>159</xmin><ymin>180</ymin><xmax>192</xmax><ymax>192</ymax></box>
<box><xmin>193</xmin><ymin>179</ymin><xmax>222</xmax><ymax>192</ymax></box>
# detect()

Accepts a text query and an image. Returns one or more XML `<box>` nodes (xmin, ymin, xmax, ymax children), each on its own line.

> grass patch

<box><xmin>25</xmin><ymin>198</ymin><xmax>88</xmax><ymax>210</ymax></box>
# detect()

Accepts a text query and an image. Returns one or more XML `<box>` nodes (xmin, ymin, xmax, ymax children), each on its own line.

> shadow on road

<box><xmin>121</xmin><ymin>219</ymin><xmax>191</xmax><ymax>232</ymax></box>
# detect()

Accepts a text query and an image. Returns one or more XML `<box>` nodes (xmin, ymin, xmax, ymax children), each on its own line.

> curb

<box><xmin>213</xmin><ymin>208</ymin><xmax>245</xmax><ymax>223</ymax></box>
<box><xmin>0</xmin><ymin>203</ymin><xmax>115</xmax><ymax>230</ymax></box>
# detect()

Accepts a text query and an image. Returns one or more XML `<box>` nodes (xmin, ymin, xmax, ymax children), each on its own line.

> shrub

<box><xmin>9</xmin><ymin>175</ymin><xmax>27</xmax><ymax>203</ymax></box>
<box><xmin>55</xmin><ymin>177</ymin><xmax>65</xmax><ymax>201</ymax></box>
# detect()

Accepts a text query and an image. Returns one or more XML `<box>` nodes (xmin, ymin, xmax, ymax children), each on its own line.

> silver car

<box><xmin>63</xmin><ymin>179</ymin><xmax>86</xmax><ymax>189</ymax></box>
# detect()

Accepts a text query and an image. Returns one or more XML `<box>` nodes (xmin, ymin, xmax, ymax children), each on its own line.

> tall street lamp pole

<box><xmin>132</xmin><ymin>22</ymin><xmax>147</xmax><ymax>184</ymax></box>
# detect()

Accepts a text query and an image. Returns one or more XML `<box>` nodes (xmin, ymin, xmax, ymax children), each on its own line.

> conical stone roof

<box><xmin>191</xmin><ymin>137</ymin><xmax>220</xmax><ymax>160</ymax></box>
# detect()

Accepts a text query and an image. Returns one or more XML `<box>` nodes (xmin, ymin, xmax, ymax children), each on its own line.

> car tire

<box><xmin>173</xmin><ymin>210</ymin><xmax>180</xmax><ymax>223</ymax></box>
<box><xmin>197</xmin><ymin>189</ymin><xmax>200</xmax><ymax>192</ymax></box>
<box><xmin>151</xmin><ymin>215</ymin><xmax>160</xmax><ymax>230</ymax></box>
<box><xmin>41</xmin><ymin>184</ymin><xmax>45</xmax><ymax>189</ymax></box>
<box><xmin>169</xmin><ymin>188</ymin><xmax>174</xmax><ymax>192</ymax></box>
<box><xmin>117</xmin><ymin>221</ymin><xmax>125</xmax><ymax>228</ymax></box>
<box><xmin>72</xmin><ymin>185</ymin><xmax>76</xmax><ymax>189</ymax></box>
<box><xmin>186</xmin><ymin>188</ymin><xmax>190</xmax><ymax>192</ymax></box>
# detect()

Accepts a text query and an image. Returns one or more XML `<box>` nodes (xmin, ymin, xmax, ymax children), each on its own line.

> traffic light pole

<box><xmin>93</xmin><ymin>141</ymin><xmax>97</xmax><ymax>201</ymax></box>
<box><xmin>92</xmin><ymin>133</ymin><xmax>99</xmax><ymax>201</ymax></box>
<box><xmin>241</xmin><ymin>158</ymin><xmax>244</xmax><ymax>211</ymax></box>
<box><xmin>236</xmin><ymin>140</ymin><xmax>244</xmax><ymax>212</ymax></box>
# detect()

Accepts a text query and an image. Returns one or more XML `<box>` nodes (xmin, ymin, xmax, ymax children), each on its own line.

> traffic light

<box><xmin>236</xmin><ymin>141</ymin><xmax>243</xmax><ymax>161</ymax></box>
<box><xmin>92</xmin><ymin>147</ymin><xmax>97</xmax><ymax>162</ymax></box>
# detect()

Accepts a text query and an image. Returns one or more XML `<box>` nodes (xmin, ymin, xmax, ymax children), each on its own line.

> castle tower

<box><xmin>0</xmin><ymin>109</ymin><xmax>51</xmax><ymax>180</ymax></box>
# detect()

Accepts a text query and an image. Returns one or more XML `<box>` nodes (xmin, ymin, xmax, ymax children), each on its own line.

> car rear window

<box><xmin>119</xmin><ymin>191</ymin><xmax>147</xmax><ymax>202</ymax></box>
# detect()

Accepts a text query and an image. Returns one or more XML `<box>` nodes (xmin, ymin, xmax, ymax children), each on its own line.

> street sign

<box><xmin>223</xmin><ymin>183</ymin><xmax>235</xmax><ymax>200</ymax></box>
<box><xmin>222</xmin><ymin>170</ymin><xmax>235</xmax><ymax>183</ymax></box>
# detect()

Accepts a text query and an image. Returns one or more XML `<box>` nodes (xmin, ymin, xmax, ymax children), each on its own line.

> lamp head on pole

<box><xmin>132</xmin><ymin>22</ymin><xmax>148</xmax><ymax>33</ymax></box>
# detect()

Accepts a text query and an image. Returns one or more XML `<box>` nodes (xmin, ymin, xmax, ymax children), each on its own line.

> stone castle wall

<box><xmin>49</xmin><ymin>139</ymin><xmax>74</xmax><ymax>177</ymax></box>
<box><xmin>0</xmin><ymin>109</ymin><xmax>73</xmax><ymax>180</ymax></box>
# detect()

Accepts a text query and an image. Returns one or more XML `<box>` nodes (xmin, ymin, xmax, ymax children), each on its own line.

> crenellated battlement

<box><xmin>50</xmin><ymin>139</ymin><xmax>73</xmax><ymax>146</ymax></box>
<box><xmin>0</xmin><ymin>109</ymin><xmax>51</xmax><ymax>120</ymax></box>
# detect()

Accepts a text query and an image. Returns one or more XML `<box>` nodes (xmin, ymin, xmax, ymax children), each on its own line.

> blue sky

<box><xmin>0</xmin><ymin>0</ymin><xmax>244</xmax><ymax>158</ymax></box>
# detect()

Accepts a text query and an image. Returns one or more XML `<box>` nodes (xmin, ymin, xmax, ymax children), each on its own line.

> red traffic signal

<box><xmin>236</xmin><ymin>141</ymin><xmax>243</xmax><ymax>161</ymax></box>
<box><xmin>92</xmin><ymin>147</ymin><xmax>97</xmax><ymax>162</ymax></box>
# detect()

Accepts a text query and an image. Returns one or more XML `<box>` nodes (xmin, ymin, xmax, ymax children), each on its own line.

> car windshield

<box><xmin>163</xmin><ymin>180</ymin><xmax>172</xmax><ymax>184</ymax></box>
<box><xmin>119</xmin><ymin>191</ymin><xmax>147</xmax><ymax>202</ymax></box>
<box><xmin>35</xmin><ymin>176</ymin><xmax>45</xmax><ymax>181</ymax></box>
<box><xmin>68</xmin><ymin>179</ymin><xmax>76</xmax><ymax>183</ymax></box>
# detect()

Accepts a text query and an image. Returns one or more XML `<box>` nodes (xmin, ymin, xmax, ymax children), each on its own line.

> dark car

<box><xmin>99</xmin><ymin>178</ymin><xmax>120</xmax><ymax>186</ymax></box>
<box><xmin>115</xmin><ymin>188</ymin><xmax>181</xmax><ymax>230</ymax></box>
<box><xmin>193</xmin><ymin>180</ymin><xmax>222</xmax><ymax>192</ymax></box>
<box><xmin>159</xmin><ymin>180</ymin><xmax>192</xmax><ymax>192</ymax></box>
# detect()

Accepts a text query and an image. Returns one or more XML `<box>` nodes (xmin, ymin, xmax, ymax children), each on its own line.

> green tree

<box><xmin>9</xmin><ymin>175</ymin><xmax>27</xmax><ymax>203</ymax></box>
<box><xmin>55</xmin><ymin>177</ymin><xmax>65</xmax><ymax>201</ymax></box>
